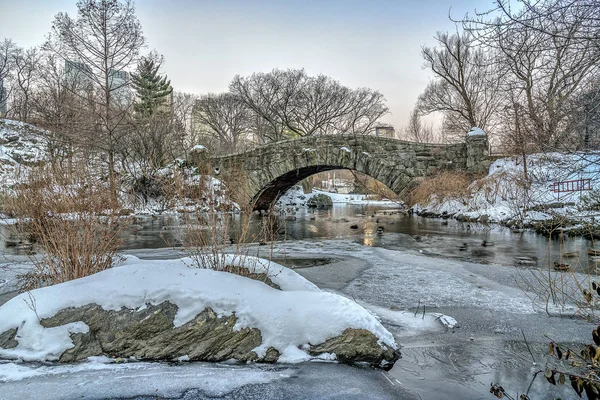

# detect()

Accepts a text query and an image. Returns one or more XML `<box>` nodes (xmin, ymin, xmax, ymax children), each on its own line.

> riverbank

<box><xmin>414</xmin><ymin>151</ymin><xmax>600</xmax><ymax>238</ymax></box>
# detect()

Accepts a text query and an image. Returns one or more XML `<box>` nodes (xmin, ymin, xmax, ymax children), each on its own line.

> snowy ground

<box><xmin>278</xmin><ymin>186</ymin><xmax>400</xmax><ymax>209</ymax></box>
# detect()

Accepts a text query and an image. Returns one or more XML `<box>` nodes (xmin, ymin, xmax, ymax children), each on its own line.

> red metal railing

<box><xmin>552</xmin><ymin>178</ymin><xmax>592</xmax><ymax>193</ymax></box>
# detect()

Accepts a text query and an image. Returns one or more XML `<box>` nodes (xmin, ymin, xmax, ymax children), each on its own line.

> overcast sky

<box><xmin>0</xmin><ymin>0</ymin><xmax>495</xmax><ymax>130</ymax></box>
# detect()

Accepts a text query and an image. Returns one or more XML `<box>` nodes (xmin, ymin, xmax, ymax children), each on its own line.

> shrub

<box><xmin>4</xmin><ymin>165</ymin><xmax>129</xmax><ymax>290</ymax></box>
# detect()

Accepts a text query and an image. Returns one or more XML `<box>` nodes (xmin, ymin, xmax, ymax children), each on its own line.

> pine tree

<box><xmin>131</xmin><ymin>57</ymin><xmax>173</xmax><ymax>117</ymax></box>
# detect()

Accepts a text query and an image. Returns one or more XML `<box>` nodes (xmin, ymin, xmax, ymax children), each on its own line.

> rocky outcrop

<box><xmin>309</xmin><ymin>328</ymin><xmax>399</xmax><ymax>370</ymax></box>
<box><xmin>0</xmin><ymin>328</ymin><xmax>18</xmax><ymax>349</ymax></box>
<box><xmin>306</xmin><ymin>194</ymin><xmax>333</xmax><ymax>208</ymax></box>
<box><xmin>39</xmin><ymin>302</ymin><xmax>263</xmax><ymax>363</ymax></box>
<box><xmin>3</xmin><ymin>301</ymin><xmax>399</xmax><ymax>368</ymax></box>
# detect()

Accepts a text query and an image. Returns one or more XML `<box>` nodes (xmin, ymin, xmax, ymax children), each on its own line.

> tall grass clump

<box><xmin>407</xmin><ymin>171</ymin><xmax>473</xmax><ymax>207</ymax></box>
<box><xmin>4</xmin><ymin>165</ymin><xmax>129</xmax><ymax>291</ymax></box>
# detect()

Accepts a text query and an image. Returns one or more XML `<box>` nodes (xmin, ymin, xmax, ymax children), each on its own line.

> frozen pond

<box><xmin>0</xmin><ymin>206</ymin><xmax>597</xmax><ymax>399</ymax></box>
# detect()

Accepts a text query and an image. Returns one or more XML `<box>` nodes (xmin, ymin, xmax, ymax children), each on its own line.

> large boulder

<box><xmin>0</xmin><ymin>301</ymin><xmax>398</xmax><ymax>368</ymax></box>
<box><xmin>306</xmin><ymin>194</ymin><xmax>333</xmax><ymax>208</ymax></box>
<box><xmin>38</xmin><ymin>303</ymin><xmax>264</xmax><ymax>363</ymax></box>
<box><xmin>0</xmin><ymin>256</ymin><xmax>399</xmax><ymax>369</ymax></box>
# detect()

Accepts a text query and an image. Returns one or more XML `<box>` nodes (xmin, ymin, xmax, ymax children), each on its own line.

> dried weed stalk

<box><xmin>173</xmin><ymin>159</ymin><xmax>278</xmax><ymax>281</ymax></box>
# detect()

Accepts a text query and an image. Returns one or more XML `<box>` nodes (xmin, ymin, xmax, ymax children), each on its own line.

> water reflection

<box><xmin>2</xmin><ymin>205</ymin><xmax>600</xmax><ymax>273</ymax></box>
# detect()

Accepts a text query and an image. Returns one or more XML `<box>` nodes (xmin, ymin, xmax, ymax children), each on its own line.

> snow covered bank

<box><xmin>415</xmin><ymin>151</ymin><xmax>600</xmax><ymax>229</ymax></box>
<box><xmin>278</xmin><ymin>186</ymin><xmax>400</xmax><ymax>209</ymax></box>
<box><xmin>0</xmin><ymin>119</ymin><xmax>50</xmax><ymax>188</ymax></box>
<box><xmin>0</xmin><ymin>255</ymin><xmax>398</xmax><ymax>367</ymax></box>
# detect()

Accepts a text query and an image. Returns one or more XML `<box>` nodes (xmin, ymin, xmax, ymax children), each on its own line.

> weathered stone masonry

<box><xmin>193</xmin><ymin>134</ymin><xmax>490</xmax><ymax>210</ymax></box>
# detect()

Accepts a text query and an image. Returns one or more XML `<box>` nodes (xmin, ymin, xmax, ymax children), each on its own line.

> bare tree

<box><xmin>230</xmin><ymin>69</ymin><xmax>388</xmax><ymax>143</ymax></box>
<box><xmin>466</xmin><ymin>0</ymin><xmax>599</xmax><ymax>47</ymax></box>
<box><xmin>417</xmin><ymin>31</ymin><xmax>500</xmax><ymax>140</ymax></box>
<box><xmin>401</xmin><ymin>107</ymin><xmax>436</xmax><ymax>143</ymax></box>
<box><xmin>45</xmin><ymin>0</ymin><xmax>145</xmax><ymax>202</ymax></box>
<box><xmin>0</xmin><ymin>39</ymin><xmax>17</xmax><ymax>117</ymax></box>
<box><xmin>172</xmin><ymin>91</ymin><xmax>197</xmax><ymax>156</ymax></box>
<box><xmin>192</xmin><ymin>93</ymin><xmax>252</xmax><ymax>154</ymax></box>
<box><xmin>9</xmin><ymin>47</ymin><xmax>40</xmax><ymax>123</ymax></box>
<box><xmin>30</xmin><ymin>54</ymin><xmax>88</xmax><ymax>167</ymax></box>
<box><xmin>461</xmin><ymin>0</ymin><xmax>600</xmax><ymax>151</ymax></box>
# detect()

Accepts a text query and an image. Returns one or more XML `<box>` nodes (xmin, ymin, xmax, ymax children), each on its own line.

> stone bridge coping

<box><xmin>209</xmin><ymin>134</ymin><xmax>466</xmax><ymax>160</ymax></box>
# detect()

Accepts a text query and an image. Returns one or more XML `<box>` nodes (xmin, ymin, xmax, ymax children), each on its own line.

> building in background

<box><xmin>108</xmin><ymin>68</ymin><xmax>132</xmax><ymax>107</ymax></box>
<box><xmin>374</xmin><ymin>126</ymin><xmax>395</xmax><ymax>138</ymax></box>
<box><xmin>64</xmin><ymin>60</ymin><xmax>93</xmax><ymax>88</ymax></box>
<box><xmin>64</xmin><ymin>61</ymin><xmax>133</xmax><ymax>107</ymax></box>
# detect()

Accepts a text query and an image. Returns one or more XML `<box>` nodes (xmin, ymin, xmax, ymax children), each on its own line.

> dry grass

<box><xmin>351</xmin><ymin>171</ymin><xmax>400</xmax><ymax>202</ymax></box>
<box><xmin>407</xmin><ymin>171</ymin><xmax>473</xmax><ymax>207</ymax></box>
<box><xmin>4</xmin><ymin>165</ymin><xmax>129</xmax><ymax>291</ymax></box>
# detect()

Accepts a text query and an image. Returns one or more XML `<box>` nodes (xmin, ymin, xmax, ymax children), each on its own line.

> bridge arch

<box><xmin>201</xmin><ymin>134</ymin><xmax>489</xmax><ymax>210</ymax></box>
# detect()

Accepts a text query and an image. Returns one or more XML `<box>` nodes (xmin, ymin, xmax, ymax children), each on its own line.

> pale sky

<box><xmin>0</xmin><ymin>0</ymin><xmax>496</xmax><ymax>130</ymax></box>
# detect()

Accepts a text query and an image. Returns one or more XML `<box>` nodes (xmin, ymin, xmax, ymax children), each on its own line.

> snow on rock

<box><xmin>0</xmin><ymin>256</ymin><xmax>397</xmax><ymax>364</ymax></box>
<box><xmin>190</xmin><ymin>144</ymin><xmax>207</xmax><ymax>152</ymax></box>
<box><xmin>467</xmin><ymin>127</ymin><xmax>486</xmax><ymax>136</ymax></box>
<box><xmin>431</xmin><ymin>313</ymin><xmax>459</xmax><ymax>329</ymax></box>
<box><xmin>0</xmin><ymin>119</ymin><xmax>50</xmax><ymax>188</ymax></box>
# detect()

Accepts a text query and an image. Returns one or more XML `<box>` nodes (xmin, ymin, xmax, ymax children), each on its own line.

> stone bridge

<box><xmin>194</xmin><ymin>134</ymin><xmax>490</xmax><ymax>210</ymax></box>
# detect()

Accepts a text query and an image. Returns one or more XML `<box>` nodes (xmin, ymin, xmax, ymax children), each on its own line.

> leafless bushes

<box><xmin>4</xmin><ymin>165</ymin><xmax>129</xmax><ymax>290</ymax></box>
<box><xmin>169</xmin><ymin>160</ymin><xmax>278</xmax><ymax>279</ymax></box>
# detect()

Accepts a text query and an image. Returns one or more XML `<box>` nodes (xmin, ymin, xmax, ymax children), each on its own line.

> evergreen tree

<box><xmin>131</xmin><ymin>57</ymin><xmax>172</xmax><ymax>117</ymax></box>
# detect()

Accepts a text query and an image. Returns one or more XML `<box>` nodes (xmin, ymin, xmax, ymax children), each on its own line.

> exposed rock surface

<box><xmin>40</xmin><ymin>302</ymin><xmax>263</xmax><ymax>363</ymax></box>
<box><xmin>0</xmin><ymin>328</ymin><xmax>18</xmax><ymax>349</ymax></box>
<box><xmin>309</xmin><ymin>328</ymin><xmax>399</xmax><ymax>370</ymax></box>
<box><xmin>2</xmin><ymin>301</ymin><xmax>400</xmax><ymax>368</ymax></box>
<box><xmin>306</xmin><ymin>194</ymin><xmax>333</xmax><ymax>208</ymax></box>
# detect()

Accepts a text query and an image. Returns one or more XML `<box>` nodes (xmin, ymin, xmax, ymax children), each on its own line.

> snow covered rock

<box><xmin>0</xmin><ymin>119</ymin><xmax>50</xmax><ymax>188</ymax></box>
<box><xmin>306</xmin><ymin>193</ymin><xmax>333</xmax><ymax>208</ymax></box>
<box><xmin>0</xmin><ymin>256</ymin><xmax>399</xmax><ymax>369</ymax></box>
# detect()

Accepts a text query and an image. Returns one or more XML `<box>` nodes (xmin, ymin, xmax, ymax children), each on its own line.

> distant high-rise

<box><xmin>64</xmin><ymin>60</ymin><xmax>132</xmax><ymax>106</ymax></box>
<box><xmin>109</xmin><ymin>68</ymin><xmax>132</xmax><ymax>106</ymax></box>
<box><xmin>64</xmin><ymin>60</ymin><xmax>93</xmax><ymax>88</ymax></box>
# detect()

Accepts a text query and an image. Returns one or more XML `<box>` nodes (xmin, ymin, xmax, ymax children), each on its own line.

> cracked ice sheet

<box><xmin>0</xmin><ymin>359</ymin><xmax>294</xmax><ymax>400</ymax></box>
<box><xmin>272</xmin><ymin>239</ymin><xmax>535</xmax><ymax>315</ymax></box>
